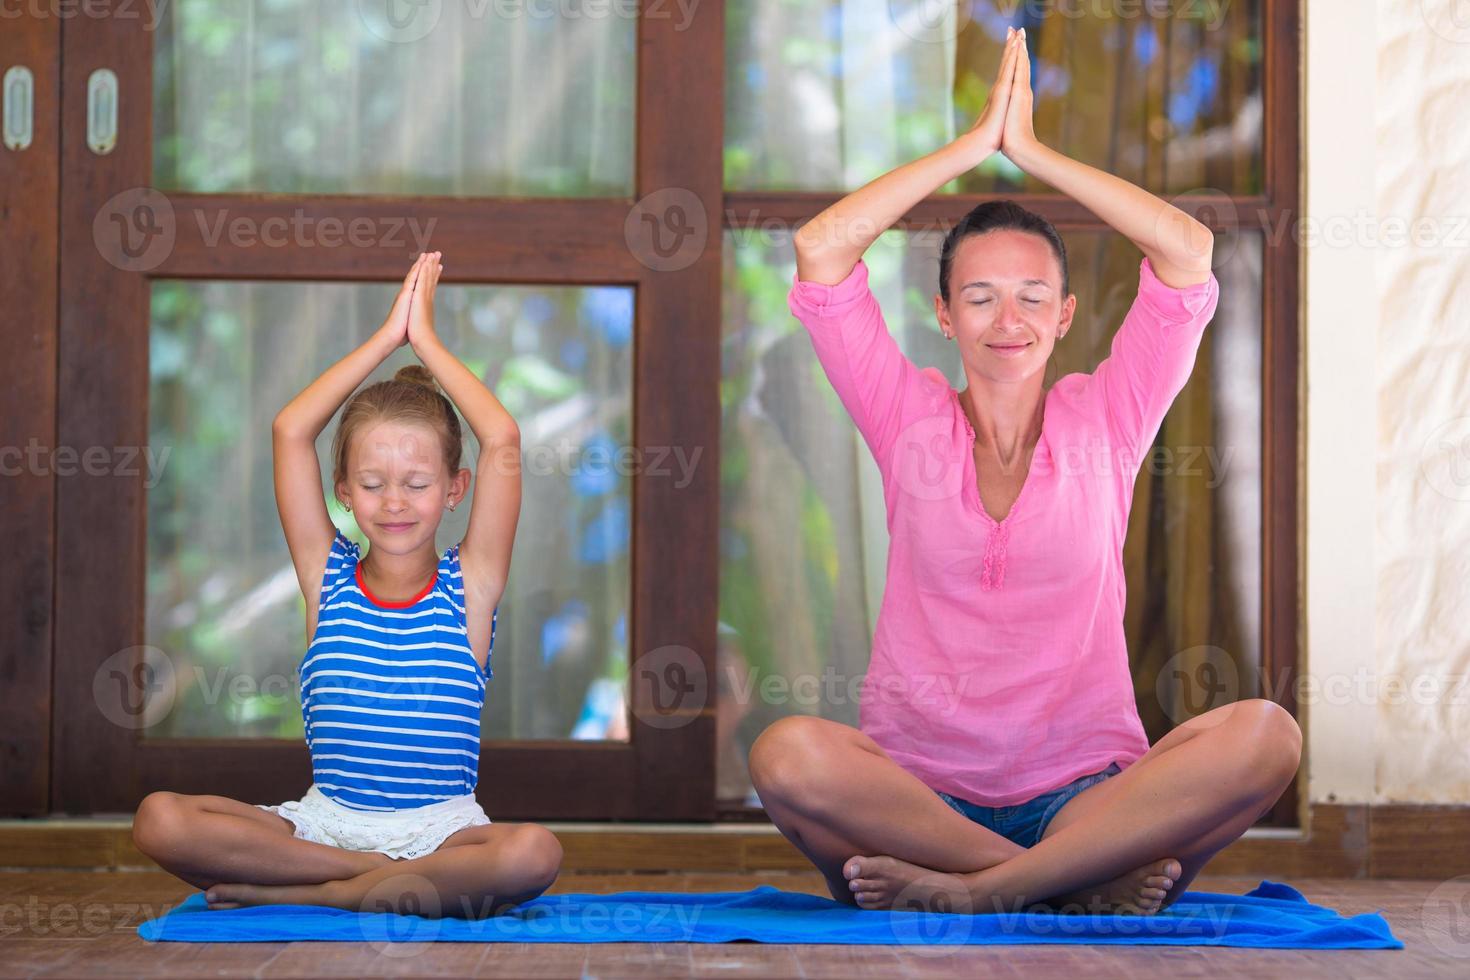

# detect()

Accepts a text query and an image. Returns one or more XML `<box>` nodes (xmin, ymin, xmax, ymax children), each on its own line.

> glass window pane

<box><xmin>725</xmin><ymin>2</ymin><xmax>1263</xmax><ymax>196</ymax></box>
<box><xmin>717</xmin><ymin>226</ymin><xmax>1262</xmax><ymax>804</ymax></box>
<box><xmin>145</xmin><ymin>280</ymin><xmax>634</xmax><ymax>741</ymax></box>
<box><xmin>154</xmin><ymin>2</ymin><xmax>635</xmax><ymax>196</ymax></box>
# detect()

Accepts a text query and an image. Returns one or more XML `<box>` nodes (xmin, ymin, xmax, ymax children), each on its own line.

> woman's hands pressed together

<box><xmin>964</xmin><ymin>28</ymin><xmax>1016</xmax><ymax>157</ymax></box>
<box><xmin>966</xmin><ymin>26</ymin><xmax>1035</xmax><ymax>162</ymax></box>
<box><xmin>999</xmin><ymin>28</ymin><xmax>1039</xmax><ymax>160</ymax></box>
<box><xmin>793</xmin><ymin>23</ymin><xmax>1212</xmax><ymax>289</ymax></box>
<box><xmin>794</xmin><ymin>31</ymin><xmax>1019</xmax><ymax>283</ymax></box>
<box><xmin>968</xmin><ymin>27</ymin><xmax>1214</xmax><ymax>284</ymax></box>
<box><xmin>792</xmin><ymin>26</ymin><xmax>1046</xmax><ymax>284</ymax></box>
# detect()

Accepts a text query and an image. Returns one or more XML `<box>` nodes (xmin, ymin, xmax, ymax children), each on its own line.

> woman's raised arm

<box><xmin>793</xmin><ymin>27</ymin><xmax>1029</xmax><ymax>286</ymax></box>
<box><xmin>999</xmin><ymin>32</ymin><xmax>1214</xmax><ymax>287</ymax></box>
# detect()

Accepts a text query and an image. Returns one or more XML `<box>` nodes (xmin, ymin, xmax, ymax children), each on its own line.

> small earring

<box><xmin>447</xmin><ymin>502</ymin><xmax>456</xmax><ymax>511</ymax></box>
<box><xmin>343</xmin><ymin>504</ymin><xmax>351</xmax><ymax>512</ymax></box>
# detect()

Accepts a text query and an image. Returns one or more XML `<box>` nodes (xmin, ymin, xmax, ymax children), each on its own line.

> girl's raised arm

<box><xmin>999</xmin><ymin>32</ymin><xmax>1214</xmax><ymax>286</ymax></box>
<box><xmin>793</xmin><ymin>27</ymin><xmax>1028</xmax><ymax>286</ymax></box>
<box><xmin>407</xmin><ymin>253</ymin><xmax>521</xmax><ymax>610</ymax></box>
<box><xmin>271</xmin><ymin>255</ymin><xmax>425</xmax><ymax>602</ymax></box>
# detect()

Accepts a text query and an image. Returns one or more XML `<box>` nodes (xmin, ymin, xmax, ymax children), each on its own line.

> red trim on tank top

<box><xmin>355</xmin><ymin>564</ymin><xmax>436</xmax><ymax>608</ymax></box>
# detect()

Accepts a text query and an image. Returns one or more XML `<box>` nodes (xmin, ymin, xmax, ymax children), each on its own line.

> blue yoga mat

<box><xmin>137</xmin><ymin>880</ymin><xmax>1402</xmax><ymax>948</ymax></box>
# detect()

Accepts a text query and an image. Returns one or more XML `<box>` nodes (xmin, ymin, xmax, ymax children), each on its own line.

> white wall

<box><xmin>1305</xmin><ymin>0</ymin><xmax>1470</xmax><ymax>805</ymax></box>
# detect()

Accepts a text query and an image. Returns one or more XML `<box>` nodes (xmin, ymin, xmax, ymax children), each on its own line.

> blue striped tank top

<box><xmin>299</xmin><ymin>529</ymin><xmax>497</xmax><ymax>811</ymax></box>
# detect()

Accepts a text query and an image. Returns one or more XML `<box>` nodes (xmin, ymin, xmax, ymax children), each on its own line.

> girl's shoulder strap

<box><xmin>439</xmin><ymin>542</ymin><xmax>466</xmax><ymax>619</ymax></box>
<box><xmin>318</xmin><ymin>529</ymin><xmax>362</xmax><ymax>611</ymax></box>
<box><xmin>441</xmin><ymin>542</ymin><xmax>498</xmax><ymax>672</ymax></box>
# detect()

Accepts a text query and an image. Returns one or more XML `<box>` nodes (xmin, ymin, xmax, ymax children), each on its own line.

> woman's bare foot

<box><xmin>843</xmin><ymin>855</ymin><xmax>974</xmax><ymax>912</ymax></box>
<box><xmin>843</xmin><ymin>854</ymin><xmax>1182</xmax><ymax>914</ymax></box>
<box><xmin>1042</xmin><ymin>857</ymin><xmax>1181</xmax><ymax>915</ymax></box>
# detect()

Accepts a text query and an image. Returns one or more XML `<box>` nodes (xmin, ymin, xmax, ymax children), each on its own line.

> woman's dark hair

<box><xmin>938</xmin><ymin>200</ymin><xmax>1069</xmax><ymax>303</ymax></box>
<box><xmin>332</xmin><ymin>364</ymin><xmax>463</xmax><ymax>494</ymax></box>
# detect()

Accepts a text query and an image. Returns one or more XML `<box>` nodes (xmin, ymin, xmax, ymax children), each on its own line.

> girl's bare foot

<box><xmin>842</xmin><ymin>853</ymin><xmax>1181</xmax><ymax>914</ymax></box>
<box><xmin>205</xmin><ymin>880</ymin><xmax>348</xmax><ymax>911</ymax></box>
<box><xmin>202</xmin><ymin>849</ymin><xmax>396</xmax><ymax>911</ymax></box>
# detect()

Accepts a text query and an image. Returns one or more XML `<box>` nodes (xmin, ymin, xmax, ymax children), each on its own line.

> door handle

<box><xmin>2</xmin><ymin>65</ymin><xmax>33</xmax><ymax>151</ymax></box>
<box><xmin>87</xmin><ymin>67</ymin><xmax>118</xmax><ymax>155</ymax></box>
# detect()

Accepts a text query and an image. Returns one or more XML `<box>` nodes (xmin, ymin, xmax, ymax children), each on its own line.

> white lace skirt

<box><xmin>256</xmin><ymin>784</ymin><xmax>491</xmax><ymax>861</ymax></box>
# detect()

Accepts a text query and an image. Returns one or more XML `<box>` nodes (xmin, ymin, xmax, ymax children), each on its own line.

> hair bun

<box><xmin>393</xmin><ymin>364</ymin><xmax>440</xmax><ymax>392</ymax></box>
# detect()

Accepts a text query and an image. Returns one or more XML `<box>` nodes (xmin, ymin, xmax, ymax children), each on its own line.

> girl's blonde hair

<box><xmin>331</xmin><ymin>365</ymin><xmax>464</xmax><ymax>497</ymax></box>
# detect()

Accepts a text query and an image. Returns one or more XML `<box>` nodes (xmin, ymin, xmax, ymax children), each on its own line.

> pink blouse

<box><xmin>787</xmin><ymin>255</ymin><xmax>1221</xmax><ymax>806</ymax></box>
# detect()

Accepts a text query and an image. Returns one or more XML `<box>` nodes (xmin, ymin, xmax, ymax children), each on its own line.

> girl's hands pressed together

<box><xmin>380</xmin><ymin>253</ymin><xmax>427</xmax><ymax>348</ymax></box>
<box><xmin>407</xmin><ymin>250</ymin><xmax>443</xmax><ymax>355</ymax></box>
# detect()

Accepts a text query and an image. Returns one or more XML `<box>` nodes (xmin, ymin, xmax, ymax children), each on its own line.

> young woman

<box><xmin>748</xmin><ymin>28</ymin><xmax>1300</xmax><ymax>916</ymax></box>
<box><xmin>131</xmin><ymin>253</ymin><xmax>562</xmax><ymax>919</ymax></box>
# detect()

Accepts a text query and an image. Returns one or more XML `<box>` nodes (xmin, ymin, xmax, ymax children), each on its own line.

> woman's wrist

<box><xmin>950</xmin><ymin>129</ymin><xmax>1001</xmax><ymax>173</ymax></box>
<box><xmin>1001</xmin><ymin>135</ymin><xmax>1048</xmax><ymax>174</ymax></box>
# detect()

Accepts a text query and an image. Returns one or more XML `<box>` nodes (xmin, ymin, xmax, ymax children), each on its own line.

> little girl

<box><xmin>132</xmin><ymin>252</ymin><xmax>562</xmax><ymax>919</ymax></box>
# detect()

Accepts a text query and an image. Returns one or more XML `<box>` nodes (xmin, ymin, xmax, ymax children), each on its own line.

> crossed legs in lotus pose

<box><xmin>132</xmin><ymin>792</ymin><xmax>562</xmax><ymax>919</ymax></box>
<box><xmin>749</xmin><ymin>698</ymin><xmax>1301</xmax><ymax>914</ymax></box>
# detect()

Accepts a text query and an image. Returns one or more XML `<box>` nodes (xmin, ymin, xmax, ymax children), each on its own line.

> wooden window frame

<box><xmin>44</xmin><ymin>4</ymin><xmax>720</xmax><ymax>820</ymax></box>
<box><xmin>5</xmin><ymin>1</ymin><xmax>1297</xmax><ymax>827</ymax></box>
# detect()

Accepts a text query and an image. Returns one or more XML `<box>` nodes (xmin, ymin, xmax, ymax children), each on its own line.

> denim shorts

<box><xmin>937</xmin><ymin>761</ymin><xmax>1123</xmax><ymax>848</ymax></box>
